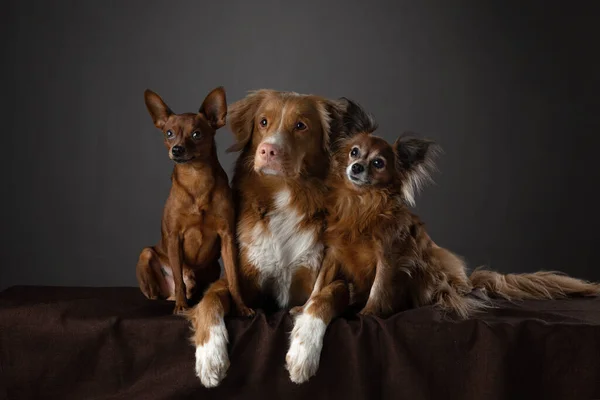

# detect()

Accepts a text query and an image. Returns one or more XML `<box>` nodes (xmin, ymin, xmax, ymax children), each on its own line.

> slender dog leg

<box><xmin>290</xmin><ymin>250</ymin><xmax>340</xmax><ymax>316</ymax></box>
<box><xmin>136</xmin><ymin>247</ymin><xmax>170</xmax><ymax>299</ymax></box>
<box><xmin>219</xmin><ymin>229</ymin><xmax>254</xmax><ymax>317</ymax></box>
<box><xmin>187</xmin><ymin>278</ymin><xmax>232</xmax><ymax>388</ymax></box>
<box><xmin>359</xmin><ymin>256</ymin><xmax>395</xmax><ymax>317</ymax></box>
<box><xmin>167</xmin><ymin>237</ymin><xmax>187</xmax><ymax>315</ymax></box>
<box><xmin>286</xmin><ymin>280</ymin><xmax>349</xmax><ymax>384</ymax></box>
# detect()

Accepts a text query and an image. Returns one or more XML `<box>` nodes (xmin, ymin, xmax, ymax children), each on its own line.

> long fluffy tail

<box><xmin>470</xmin><ymin>269</ymin><xmax>600</xmax><ymax>300</ymax></box>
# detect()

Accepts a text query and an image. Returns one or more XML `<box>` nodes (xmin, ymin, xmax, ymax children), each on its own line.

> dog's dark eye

<box><xmin>260</xmin><ymin>118</ymin><xmax>268</xmax><ymax>127</ymax></box>
<box><xmin>372</xmin><ymin>158</ymin><xmax>385</xmax><ymax>169</ymax></box>
<box><xmin>295</xmin><ymin>121</ymin><xmax>307</xmax><ymax>131</ymax></box>
<box><xmin>192</xmin><ymin>131</ymin><xmax>202</xmax><ymax>140</ymax></box>
<box><xmin>350</xmin><ymin>147</ymin><xmax>359</xmax><ymax>157</ymax></box>
<box><xmin>166</xmin><ymin>130</ymin><xmax>174</xmax><ymax>138</ymax></box>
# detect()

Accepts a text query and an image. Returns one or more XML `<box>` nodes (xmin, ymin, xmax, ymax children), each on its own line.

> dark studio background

<box><xmin>1</xmin><ymin>0</ymin><xmax>599</xmax><ymax>291</ymax></box>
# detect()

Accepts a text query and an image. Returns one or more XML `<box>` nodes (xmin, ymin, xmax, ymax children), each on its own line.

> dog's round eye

<box><xmin>166</xmin><ymin>130</ymin><xmax>174</xmax><ymax>138</ymax></box>
<box><xmin>350</xmin><ymin>147</ymin><xmax>359</xmax><ymax>157</ymax></box>
<box><xmin>295</xmin><ymin>121</ymin><xmax>307</xmax><ymax>131</ymax></box>
<box><xmin>372</xmin><ymin>158</ymin><xmax>385</xmax><ymax>169</ymax></box>
<box><xmin>192</xmin><ymin>131</ymin><xmax>202</xmax><ymax>140</ymax></box>
<box><xmin>260</xmin><ymin>118</ymin><xmax>268</xmax><ymax>127</ymax></box>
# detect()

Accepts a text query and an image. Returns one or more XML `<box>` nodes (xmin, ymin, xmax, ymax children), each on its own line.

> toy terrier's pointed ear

<box><xmin>393</xmin><ymin>133</ymin><xmax>441</xmax><ymax>207</ymax></box>
<box><xmin>199</xmin><ymin>86</ymin><xmax>227</xmax><ymax>130</ymax></box>
<box><xmin>144</xmin><ymin>89</ymin><xmax>173</xmax><ymax>129</ymax></box>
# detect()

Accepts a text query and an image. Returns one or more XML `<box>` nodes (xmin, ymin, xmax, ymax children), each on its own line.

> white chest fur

<box><xmin>240</xmin><ymin>189</ymin><xmax>323</xmax><ymax>308</ymax></box>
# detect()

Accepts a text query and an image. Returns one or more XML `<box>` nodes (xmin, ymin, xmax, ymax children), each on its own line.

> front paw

<box><xmin>236</xmin><ymin>304</ymin><xmax>255</xmax><ymax>318</ymax></box>
<box><xmin>358</xmin><ymin>306</ymin><xmax>377</xmax><ymax>317</ymax></box>
<box><xmin>173</xmin><ymin>302</ymin><xmax>189</xmax><ymax>316</ymax></box>
<box><xmin>285</xmin><ymin>313</ymin><xmax>327</xmax><ymax>384</ymax></box>
<box><xmin>195</xmin><ymin>321</ymin><xmax>229</xmax><ymax>388</ymax></box>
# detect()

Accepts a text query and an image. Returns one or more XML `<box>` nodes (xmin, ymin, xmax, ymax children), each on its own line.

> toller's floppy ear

<box><xmin>199</xmin><ymin>86</ymin><xmax>227</xmax><ymax>129</ymax></box>
<box><xmin>393</xmin><ymin>133</ymin><xmax>441</xmax><ymax>207</ymax></box>
<box><xmin>144</xmin><ymin>89</ymin><xmax>173</xmax><ymax>129</ymax></box>
<box><xmin>338</xmin><ymin>97</ymin><xmax>378</xmax><ymax>137</ymax></box>
<box><xmin>226</xmin><ymin>90</ymin><xmax>270</xmax><ymax>153</ymax></box>
<box><xmin>314</xmin><ymin>97</ymin><xmax>347</xmax><ymax>153</ymax></box>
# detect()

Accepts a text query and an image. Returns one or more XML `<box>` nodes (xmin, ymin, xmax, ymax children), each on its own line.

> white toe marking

<box><xmin>286</xmin><ymin>312</ymin><xmax>327</xmax><ymax>384</ymax></box>
<box><xmin>195</xmin><ymin>322</ymin><xmax>229</xmax><ymax>388</ymax></box>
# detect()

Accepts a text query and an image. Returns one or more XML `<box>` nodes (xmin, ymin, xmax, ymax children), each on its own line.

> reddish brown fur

<box><xmin>310</xmin><ymin>129</ymin><xmax>600</xmax><ymax>320</ymax></box>
<box><xmin>283</xmin><ymin>98</ymin><xmax>600</xmax><ymax>385</ymax></box>
<box><xmin>186</xmin><ymin>90</ymin><xmax>345</xmax><ymax>386</ymax></box>
<box><xmin>136</xmin><ymin>87</ymin><xmax>251</xmax><ymax>316</ymax></box>
<box><xmin>229</xmin><ymin>90</ymin><xmax>340</xmax><ymax>306</ymax></box>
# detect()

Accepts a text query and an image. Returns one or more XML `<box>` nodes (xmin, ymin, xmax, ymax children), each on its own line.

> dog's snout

<box><xmin>258</xmin><ymin>143</ymin><xmax>280</xmax><ymax>161</ymax></box>
<box><xmin>351</xmin><ymin>163</ymin><xmax>365</xmax><ymax>174</ymax></box>
<box><xmin>172</xmin><ymin>146</ymin><xmax>185</xmax><ymax>157</ymax></box>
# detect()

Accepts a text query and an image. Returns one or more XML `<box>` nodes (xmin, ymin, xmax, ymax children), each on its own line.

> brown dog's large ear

<box><xmin>199</xmin><ymin>86</ymin><xmax>227</xmax><ymax>130</ymax></box>
<box><xmin>393</xmin><ymin>134</ymin><xmax>441</xmax><ymax>207</ymax></box>
<box><xmin>226</xmin><ymin>90</ymin><xmax>269</xmax><ymax>153</ymax></box>
<box><xmin>144</xmin><ymin>89</ymin><xmax>173</xmax><ymax>129</ymax></box>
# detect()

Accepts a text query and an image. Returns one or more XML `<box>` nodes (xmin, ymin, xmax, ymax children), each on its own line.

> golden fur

<box><xmin>308</xmin><ymin>98</ymin><xmax>600</xmax><ymax>319</ymax></box>
<box><xmin>287</xmin><ymin>98</ymin><xmax>600</xmax><ymax>384</ymax></box>
<box><xmin>186</xmin><ymin>89</ymin><xmax>345</xmax><ymax>387</ymax></box>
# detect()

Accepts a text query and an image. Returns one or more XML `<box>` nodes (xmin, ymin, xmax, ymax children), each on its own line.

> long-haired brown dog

<box><xmin>287</xmin><ymin>98</ymin><xmax>600</xmax><ymax>383</ymax></box>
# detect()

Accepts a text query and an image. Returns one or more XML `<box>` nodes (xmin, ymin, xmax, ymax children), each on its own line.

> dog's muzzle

<box><xmin>255</xmin><ymin>141</ymin><xmax>284</xmax><ymax>175</ymax></box>
<box><xmin>347</xmin><ymin>162</ymin><xmax>369</xmax><ymax>185</ymax></box>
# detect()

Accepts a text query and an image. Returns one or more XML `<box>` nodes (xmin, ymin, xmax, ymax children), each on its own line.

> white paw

<box><xmin>285</xmin><ymin>313</ymin><xmax>327</xmax><ymax>384</ymax></box>
<box><xmin>195</xmin><ymin>323</ymin><xmax>229</xmax><ymax>388</ymax></box>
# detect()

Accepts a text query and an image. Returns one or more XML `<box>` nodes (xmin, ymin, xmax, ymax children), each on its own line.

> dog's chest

<box><xmin>240</xmin><ymin>189</ymin><xmax>323</xmax><ymax>307</ymax></box>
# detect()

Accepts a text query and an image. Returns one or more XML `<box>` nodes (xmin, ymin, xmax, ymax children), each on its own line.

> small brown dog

<box><xmin>288</xmin><ymin>97</ymin><xmax>600</xmax><ymax>383</ymax></box>
<box><xmin>319</xmin><ymin>99</ymin><xmax>600</xmax><ymax>318</ymax></box>
<box><xmin>136</xmin><ymin>87</ymin><xmax>252</xmax><ymax>316</ymax></box>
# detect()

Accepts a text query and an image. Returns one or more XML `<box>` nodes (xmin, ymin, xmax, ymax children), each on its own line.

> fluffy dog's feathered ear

<box><xmin>327</xmin><ymin>97</ymin><xmax>378</xmax><ymax>153</ymax></box>
<box><xmin>339</xmin><ymin>97</ymin><xmax>378</xmax><ymax>137</ymax></box>
<box><xmin>226</xmin><ymin>90</ymin><xmax>270</xmax><ymax>153</ymax></box>
<box><xmin>393</xmin><ymin>134</ymin><xmax>441</xmax><ymax>207</ymax></box>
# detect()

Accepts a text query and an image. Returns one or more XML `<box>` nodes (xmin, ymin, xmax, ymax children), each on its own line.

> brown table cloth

<box><xmin>1</xmin><ymin>286</ymin><xmax>599</xmax><ymax>400</ymax></box>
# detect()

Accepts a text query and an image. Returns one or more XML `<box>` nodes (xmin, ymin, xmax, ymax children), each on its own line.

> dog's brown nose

<box><xmin>172</xmin><ymin>146</ymin><xmax>185</xmax><ymax>157</ymax></box>
<box><xmin>258</xmin><ymin>143</ymin><xmax>279</xmax><ymax>161</ymax></box>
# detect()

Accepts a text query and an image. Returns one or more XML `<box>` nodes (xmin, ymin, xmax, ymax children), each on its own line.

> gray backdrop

<box><xmin>2</xmin><ymin>0</ymin><xmax>599</xmax><ymax>290</ymax></box>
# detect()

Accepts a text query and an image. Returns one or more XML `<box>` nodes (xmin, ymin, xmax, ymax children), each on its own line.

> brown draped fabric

<box><xmin>1</xmin><ymin>286</ymin><xmax>599</xmax><ymax>400</ymax></box>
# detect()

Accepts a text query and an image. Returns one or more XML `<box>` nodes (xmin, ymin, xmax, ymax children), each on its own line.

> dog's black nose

<box><xmin>351</xmin><ymin>163</ymin><xmax>364</xmax><ymax>174</ymax></box>
<box><xmin>172</xmin><ymin>146</ymin><xmax>185</xmax><ymax>157</ymax></box>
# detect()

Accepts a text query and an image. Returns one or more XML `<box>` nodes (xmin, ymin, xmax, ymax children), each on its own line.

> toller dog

<box><xmin>187</xmin><ymin>90</ymin><xmax>346</xmax><ymax>387</ymax></box>
<box><xmin>288</xmin><ymin>98</ymin><xmax>600</xmax><ymax>383</ymax></box>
